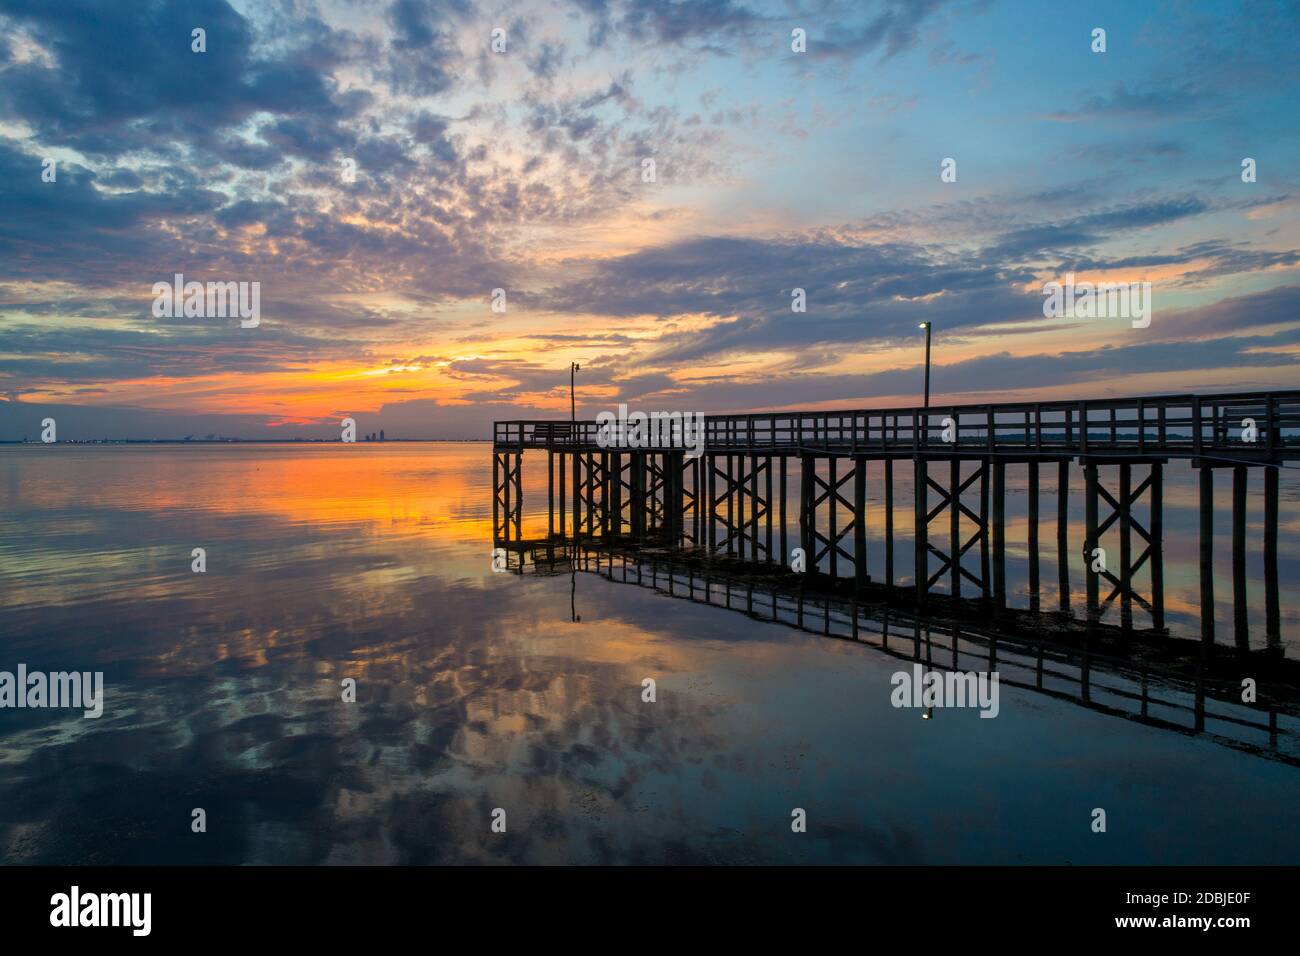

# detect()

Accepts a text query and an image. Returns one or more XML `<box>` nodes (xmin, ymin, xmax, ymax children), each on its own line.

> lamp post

<box><xmin>570</xmin><ymin>362</ymin><xmax>580</xmax><ymax>424</ymax></box>
<box><xmin>918</xmin><ymin>323</ymin><xmax>932</xmax><ymax>409</ymax></box>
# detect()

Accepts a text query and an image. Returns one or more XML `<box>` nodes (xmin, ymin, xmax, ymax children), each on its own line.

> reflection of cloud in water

<box><xmin>0</xmin><ymin>544</ymin><xmax>793</xmax><ymax>863</ymax></box>
<box><xmin>3</xmin><ymin>445</ymin><xmax>1300</xmax><ymax>865</ymax></box>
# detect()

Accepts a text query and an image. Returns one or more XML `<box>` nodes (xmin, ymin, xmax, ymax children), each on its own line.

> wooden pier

<box><xmin>493</xmin><ymin>390</ymin><xmax>1300</xmax><ymax>652</ymax></box>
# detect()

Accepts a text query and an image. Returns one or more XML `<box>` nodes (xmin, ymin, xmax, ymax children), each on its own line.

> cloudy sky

<box><xmin>1</xmin><ymin>0</ymin><xmax>1298</xmax><ymax>439</ymax></box>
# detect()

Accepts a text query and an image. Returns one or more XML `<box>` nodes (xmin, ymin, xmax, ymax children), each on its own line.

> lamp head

<box><xmin>919</xmin><ymin>323</ymin><xmax>929</xmax><ymax>330</ymax></box>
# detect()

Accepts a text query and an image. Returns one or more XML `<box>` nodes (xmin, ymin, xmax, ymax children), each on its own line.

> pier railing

<box><xmin>494</xmin><ymin>389</ymin><xmax>1300</xmax><ymax>460</ymax></box>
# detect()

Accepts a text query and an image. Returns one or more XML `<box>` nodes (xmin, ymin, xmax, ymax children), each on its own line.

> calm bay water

<box><xmin>1</xmin><ymin>443</ymin><xmax>1297</xmax><ymax>865</ymax></box>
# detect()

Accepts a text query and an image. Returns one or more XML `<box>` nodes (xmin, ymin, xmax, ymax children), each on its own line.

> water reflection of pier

<box><xmin>497</xmin><ymin>539</ymin><xmax>1300</xmax><ymax>767</ymax></box>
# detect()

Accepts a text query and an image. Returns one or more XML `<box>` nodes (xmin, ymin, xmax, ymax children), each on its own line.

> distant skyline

<box><xmin>2</xmin><ymin>0</ymin><xmax>1299</xmax><ymax>441</ymax></box>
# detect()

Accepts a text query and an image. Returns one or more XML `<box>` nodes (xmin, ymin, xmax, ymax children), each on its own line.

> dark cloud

<box><xmin>808</xmin><ymin>0</ymin><xmax>953</xmax><ymax>61</ymax></box>
<box><xmin>619</xmin><ymin>0</ymin><xmax>762</xmax><ymax>45</ymax></box>
<box><xmin>1147</xmin><ymin>285</ymin><xmax>1300</xmax><ymax>340</ymax></box>
<box><xmin>0</xmin><ymin>318</ymin><xmax>366</xmax><ymax>395</ymax></box>
<box><xmin>0</xmin><ymin>142</ymin><xmax>225</xmax><ymax>285</ymax></box>
<box><xmin>1061</xmin><ymin>242</ymin><xmax>1300</xmax><ymax>286</ymax></box>
<box><xmin>543</xmin><ymin>233</ymin><xmax>1034</xmax><ymax>360</ymax></box>
<box><xmin>526</xmin><ymin>40</ymin><xmax>568</xmax><ymax>80</ymax></box>
<box><xmin>1048</xmin><ymin>83</ymin><xmax>1203</xmax><ymax>122</ymax></box>
<box><xmin>0</xmin><ymin>0</ymin><xmax>358</xmax><ymax>158</ymax></box>
<box><xmin>987</xmin><ymin>198</ymin><xmax>1209</xmax><ymax>260</ymax></box>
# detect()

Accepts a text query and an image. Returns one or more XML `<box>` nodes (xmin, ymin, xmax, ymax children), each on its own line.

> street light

<box><xmin>570</xmin><ymin>362</ymin><xmax>580</xmax><ymax>424</ymax></box>
<box><xmin>918</xmin><ymin>323</ymin><xmax>932</xmax><ymax>409</ymax></box>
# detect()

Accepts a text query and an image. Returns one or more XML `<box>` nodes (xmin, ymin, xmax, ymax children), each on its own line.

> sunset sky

<box><xmin>1</xmin><ymin>0</ymin><xmax>1298</xmax><ymax>440</ymax></box>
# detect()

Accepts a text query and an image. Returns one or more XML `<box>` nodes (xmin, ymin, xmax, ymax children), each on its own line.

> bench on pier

<box><xmin>532</xmin><ymin>422</ymin><xmax>573</xmax><ymax>444</ymax></box>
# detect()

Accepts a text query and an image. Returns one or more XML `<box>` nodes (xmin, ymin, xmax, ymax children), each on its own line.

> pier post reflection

<box><xmin>499</xmin><ymin>533</ymin><xmax>1300</xmax><ymax>767</ymax></box>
